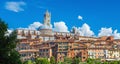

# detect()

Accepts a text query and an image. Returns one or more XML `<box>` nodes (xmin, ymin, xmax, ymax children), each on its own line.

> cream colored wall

<box><xmin>107</xmin><ymin>50</ymin><xmax>120</xmax><ymax>59</ymax></box>
<box><xmin>88</xmin><ymin>49</ymin><xmax>104</xmax><ymax>59</ymax></box>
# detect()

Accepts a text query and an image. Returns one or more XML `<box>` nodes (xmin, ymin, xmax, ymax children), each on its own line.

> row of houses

<box><xmin>16</xmin><ymin>29</ymin><xmax>120</xmax><ymax>62</ymax></box>
<box><xmin>16</xmin><ymin>10</ymin><xmax>120</xmax><ymax>62</ymax></box>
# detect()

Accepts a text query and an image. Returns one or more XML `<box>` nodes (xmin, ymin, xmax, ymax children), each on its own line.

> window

<box><xmin>44</xmin><ymin>37</ymin><xmax>49</xmax><ymax>41</ymax></box>
<box><xmin>63</xmin><ymin>42</ymin><xmax>68</xmax><ymax>45</ymax></box>
<box><xmin>29</xmin><ymin>53</ymin><xmax>31</xmax><ymax>56</ymax></box>
<box><xmin>43</xmin><ymin>49</ymin><xmax>45</xmax><ymax>52</ymax></box>
<box><xmin>73</xmin><ymin>43</ymin><xmax>79</xmax><ymax>46</ymax></box>
<box><xmin>83</xmin><ymin>57</ymin><xmax>85</xmax><ymax>59</ymax></box>
<box><xmin>59</xmin><ymin>49</ymin><xmax>62</xmax><ymax>52</ymax></box>
<box><xmin>63</xmin><ymin>49</ymin><xmax>67</xmax><ymax>51</ymax></box>
<box><xmin>58</xmin><ymin>42</ymin><xmax>62</xmax><ymax>45</ymax></box>
<box><xmin>62</xmin><ymin>46</ymin><xmax>68</xmax><ymax>49</ymax></box>
<box><xmin>39</xmin><ymin>53</ymin><xmax>41</xmax><ymax>56</ymax></box>
<box><xmin>46</xmin><ymin>53</ymin><xmax>48</xmax><ymax>56</ymax></box>
<box><xmin>46</xmin><ymin>49</ymin><xmax>48</xmax><ymax>52</ymax></box>
<box><xmin>39</xmin><ymin>49</ymin><xmax>42</xmax><ymax>52</ymax></box>
<box><xmin>59</xmin><ymin>46</ymin><xmax>62</xmax><ymax>48</ymax></box>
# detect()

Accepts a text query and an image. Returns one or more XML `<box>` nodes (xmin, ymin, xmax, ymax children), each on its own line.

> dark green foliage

<box><xmin>86</xmin><ymin>58</ymin><xmax>95</xmax><ymax>64</ymax></box>
<box><xmin>63</xmin><ymin>57</ymin><xmax>73</xmax><ymax>64</ymax></box>
<box><xmin>72</xmin><ymin>57</ymin><xmax>81</xmax><ymax>64</ymax></box>
<box><xmin>94</xmin><ymin>58</ymin><xmax>101</xmax><ymax>64</ymax></box>
<box><xmin>50</xmin><ymin>56</ymin><xmax>56</xmax><ymax>64</ymax></box>
<box><xmin>109</xmin><ymin>61</ymin><xmax>119</xmax><ymax>64</ymax></box>
<box><xmin>103</xmin><ymin>61</ymin><xmax>108</xmax><ymax>64</ymax></box>
<box><xmin>0</xmin><ymin>19</ymin><xmax>22</xmax><ymax>64</ymax></box>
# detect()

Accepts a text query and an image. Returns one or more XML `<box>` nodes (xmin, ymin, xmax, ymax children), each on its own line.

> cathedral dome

<box><xmin>38</xmin><ymin>25</ymin><xmax>52</xmax><ymax>30</ymax></box>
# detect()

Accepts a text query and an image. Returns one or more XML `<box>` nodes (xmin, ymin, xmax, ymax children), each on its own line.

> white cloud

<box><xmin>28</xmin><ymin>22</ymin><xmax>43</xmax><ymax>30</ymax></box>
<box><xmin>18</xmin><ymin>22</ymin><xmax>43</xmax><ymax>30</ymax></box>
<box><xmin>78</xmin><ymin>15</ymin><xmax>83</xmax><ymax>20</ymax></box>
<box><xmin>5</xmin><ymin>1</ymin><xmax>26</xmax><ymax>12</ymax></box>
<box><xmin>53</xmin><ymin>21</ymin><xmax>69</xmax><ymax>32</ymax></box>
<box><xmin>71</xmin><ymin>23</ymin><xmax>94</xmax><ymax>37</ymax></box>
<box><xmin>98</xmin><ymin>27</ymin><xmax>112</xmax><ymax>37</ymax></box>
<box><xmin>113</xmin><ymin>30</ymin><xmax>120</xmax><ymax>39</ymax></box>
<box><xmin>98</xmin><ymin>27</ymin><xmax>120</xmax><ymax>39</ymax></box>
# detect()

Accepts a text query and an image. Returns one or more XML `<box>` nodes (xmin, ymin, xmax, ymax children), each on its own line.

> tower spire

<box><xmin>44</xmin><ymin>10</ymin><xmax>51</xmax><ymax>27</ymax></box>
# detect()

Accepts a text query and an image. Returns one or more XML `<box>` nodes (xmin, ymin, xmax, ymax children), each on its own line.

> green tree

<box><xmin>110</xmin><ymin>61</ymin><xmax>118</xmax><ymax>64</ymax></box>
<box><xmin>117</xmin><ymin>60</ymin><xmax>120</xmax><ymax>64</ymax></box>
<box><xmin>35</xmin><ymin>58</ymin><xmax>50</xmax><ymax>64</ymax></box>
<box><xmin>103</xmin><ymin>61</ymin><xmax>108</xmax><ymax>64</ymax></box>
<box><xmin>86</xmin><ymin>58</ymin><xmax>95</xmax><ymax>64</ymax></box>
<box><xmin>0</xmin><ymin>19</ymin><xmax>22</xmax><ymax>64</ymax></box>
<box><xmin>23</xmin><ymin>60</ymin><xmax>33</xmax><ymax>64</ymax></box>
<box><xmin>94</xmin><ymin>58</ymin><xmax>101</xmax><ymax>64</ymax></box>
<box><xmin>63</xmin><ymin>57</ymin><xmax>73</xmax><ymax>64</ymax></box>
<box><xmin>72</xmin><ymin>57</ymin><xmax>81</xmax><ymax>64</ymax></box>
<box><xmin>50</xmin><ymin>56</ymin><xmax>56</xmax><ymax>64</ymax></box>
<box><xmin>57</xmin><ymin>61</ymin><xmax>64</xmax><ymax>64</ymax></box>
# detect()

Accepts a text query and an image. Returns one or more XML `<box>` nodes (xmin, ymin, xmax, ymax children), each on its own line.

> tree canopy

<box><xmin>50</xmin><ymin>56</ymin><xmax>56</xmax><ymax>64</ymax></box>
<box><xmin>35</xmin><ymin>58</ymin><xmax>50</xmax><ymax>64</ymax></box>
<box><xmin>0</xmin><ymin>19</ymin><xmax>22</xmax><ymax>64</ymax></box>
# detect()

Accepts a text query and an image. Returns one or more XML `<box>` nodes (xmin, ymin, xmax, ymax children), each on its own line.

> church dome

<box><xmin>38</xmin><ymin>25</ymin><xmax>52</xmax><ymax>30</ymax></box>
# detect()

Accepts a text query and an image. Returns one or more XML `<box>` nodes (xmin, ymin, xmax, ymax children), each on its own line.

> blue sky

<box><xmin>0</xmin><ymin>0</ymin><xmax>120</xmax><ymax>38</ymax></box>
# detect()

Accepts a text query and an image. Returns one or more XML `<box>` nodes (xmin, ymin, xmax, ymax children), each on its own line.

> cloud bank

<box><xmin>98</xmin><ymin>27</ymin><xmax>120</xmax><ymax>39</ymax></box>
<box><xmin>17</xmin><ymin>21</ymin><xmax>69</xmax><ymax>32</ymax></box>
<box><xmin>18</xmin><ymin>22</ymin><xmax>42</xmax><ymax>30</ymax></box>
<box><xmin>11</xmin><ymin>21</ymin><xmax>120</xmax><ymax>39</ymax></box>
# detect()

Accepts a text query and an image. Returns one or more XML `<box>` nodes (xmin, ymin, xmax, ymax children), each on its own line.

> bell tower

<box><xmin>44</xmin><ymin>10</ymin><xmax>51</xmax><ymax>27</ymax></box>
